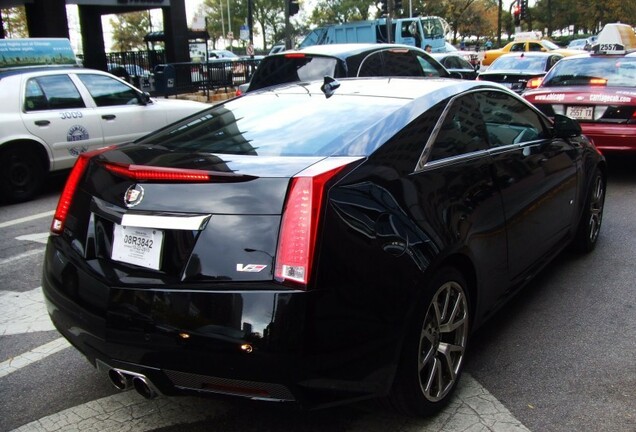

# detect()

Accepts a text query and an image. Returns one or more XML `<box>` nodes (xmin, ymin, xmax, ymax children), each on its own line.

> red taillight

<box><xmin>527</xmin><ymin>77</ymin><xmax>543</xmax><ymax>89</ymax></box>
<box><xmin>51</xmin><ymin>146</ymin><xmax>115</xmax><ymax>235</ymax></box>
<box><xmin>274</xmin><ymin>159</ymin><xmax>358</xmax><ymax>288</ymax></box>
<box><xmin>284</xmin><ymin>53</ymin><xmax>306</xmax><ymax>58</ymax></box>
<box><xmin>235</xmin><ymin>88</ymin><xmax>243</xmax><ymax>97</ymax></box>
<box><xmin>103</xmin><ymin>163</ymin><xmax>212</xmax><ymax>182</ymax></box>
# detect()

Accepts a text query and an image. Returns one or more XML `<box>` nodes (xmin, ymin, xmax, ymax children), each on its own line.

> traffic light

<box><xmin>513</xmin><ymin>1</ymin><xmax>521</xmax><ymax>26</ymax></box>
<box><xmin>289</xmin><ymin>0</ymin><xmax>299</xmax><ymax>16</ymax></box>
<box><xmin>520</xmin><ymin>0</ymin><xmax>528</xmax><ymax>19</ymax></box>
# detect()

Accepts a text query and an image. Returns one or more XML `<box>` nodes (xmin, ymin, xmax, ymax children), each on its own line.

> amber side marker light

<box><xmin>526</xmin><ymin>77</ymin><xmax>543</xmax><ymax>89</ymax></box>
<box><xmin>589</xmin><ymin>78</ymin><xmax>608</xmax><ymax>86</ymax></box>
<box><xmin>51</xmin><ymin>146</ymin><xmax>115</xmax><ymax>235</ymax></box>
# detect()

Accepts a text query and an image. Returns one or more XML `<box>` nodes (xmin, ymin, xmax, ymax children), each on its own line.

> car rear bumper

<box><xmin>41</xmin><ymin>238</ymin><xmax>398</xmax><ymax>407</ymax></box>
<box><xmin>581</xmin><ymin>123</ymin><xmax>636</xmax><ymax>152</ymax></box>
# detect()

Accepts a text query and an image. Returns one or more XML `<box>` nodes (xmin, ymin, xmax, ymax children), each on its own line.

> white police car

<box><xmin>0</xmin><ymin>38</ymin><xmax>208</xmax><ymax>202</ymax></box>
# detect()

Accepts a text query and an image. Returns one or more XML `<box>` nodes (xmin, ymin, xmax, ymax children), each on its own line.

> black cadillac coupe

<box><xmin>42</xmin><ymin>77</ymin><xmax>606</xmax><ymax>416</ymax></box>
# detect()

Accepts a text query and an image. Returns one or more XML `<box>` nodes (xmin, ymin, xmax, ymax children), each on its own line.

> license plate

<box><xmin>566</xmin><ymin>106</ymin><xmax>594</xmax><ymax>120</ymax></box>
<box><xmin>112</xmin><ymin>224</ymin><xmax>164</xmax><ymax>270</ymax></box>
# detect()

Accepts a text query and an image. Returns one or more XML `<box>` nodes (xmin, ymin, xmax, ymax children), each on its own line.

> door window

<box><xmin>474</xmin><ymin>91</ymin><xmax>548</xmax><ymax>147</ymax></box>
<box><xmin>24</xmin><ymin>75</ymin><xmax>85</xmax><ymax>111</ymax></box>
<box><xmin>428</xmin><ymin>94</ymin><xmax>488</xmax><ymax>161</ymax></box>
<box><xmin>77</xmin><ymin>74</ymin><xmax>140</xmax><ymax>107</ymax></box>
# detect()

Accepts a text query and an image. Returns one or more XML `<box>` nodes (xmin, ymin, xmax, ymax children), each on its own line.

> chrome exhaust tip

<box><xmin>132</xmin><ymin>375</ymin><xmax>158</xmax><ymax>399</ymax></box>
<box><xmin>108</xmin><ymin>369</ymin><xmax>131</xmax><ymax>391</ymax></box>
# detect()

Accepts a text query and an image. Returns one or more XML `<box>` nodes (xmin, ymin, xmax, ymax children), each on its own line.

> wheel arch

<box><xmin>430</xmin><ymin>253</ymin><xmax>478</xmax><ymax>329</ymax></box>
<box><xmin>0</xmin><ymin>138</ymin><xmax>51</xmax><ymax>174</ymax></box>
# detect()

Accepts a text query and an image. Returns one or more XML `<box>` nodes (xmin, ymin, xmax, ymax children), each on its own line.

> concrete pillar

<box><xmin>161</xmin><ymin>1</ymin><xmax>189</xmax><ymax>63</ymax></box>
<box><xmin>25</xmin><ymin>0</ymin><xmax>69</xmax><ymax>38</ymax></box>
<box><xmin>77</xmin><ymin>5</ymin><xmax>107</xmax><ymax>72</ymax></box>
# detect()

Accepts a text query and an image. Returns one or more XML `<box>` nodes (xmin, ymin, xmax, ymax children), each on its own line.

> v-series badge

<box><xmin>236</xmin><ymin>264</ymin><xmax>268</xmax><ymax>272</ymax></box>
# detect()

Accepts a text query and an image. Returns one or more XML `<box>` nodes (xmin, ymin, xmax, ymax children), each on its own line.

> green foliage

<box><xmin>309</xmin><ymin>0</ymin><xmax>371</xmax><ymax>26</ymax></box>
<box><xmin>110</xmin><ymin>11</ymin><xmax>151</xmax><ymax>51</ymax></box>
<box><xmin>1</xmin><ymin>7</ymin><xmax>28</xmax><ymax>38</ymax></box>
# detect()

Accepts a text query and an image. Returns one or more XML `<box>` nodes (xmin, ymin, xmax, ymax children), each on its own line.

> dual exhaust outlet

<box><xmin>107</xmin><ymin>368</ymin><xmax>158</xmax><ymax>399</ymax></box>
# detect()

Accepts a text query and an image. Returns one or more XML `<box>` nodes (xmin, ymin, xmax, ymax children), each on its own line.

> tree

<box><xmin>309</xmin><ymin>0</ymin><xmax>371</xmax><ymax>26</ymax></box>
<box><xmin>110</xmin><ymin>11</ymin><xmax>151</xmax><ymax>51</ymax></box>
<box><xmin>1</xmin><ymin>7</ymin><xmax>28</xmax><ymax>38</ymax></box>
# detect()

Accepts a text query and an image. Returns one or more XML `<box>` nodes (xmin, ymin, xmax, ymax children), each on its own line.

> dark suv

<box><xmin>237</xmin><ymin>43</ymin><xmax>451</xmax><ymax>95</ymax></box>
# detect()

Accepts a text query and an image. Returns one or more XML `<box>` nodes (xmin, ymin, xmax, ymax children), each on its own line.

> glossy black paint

<box><xmin>432</xmin><ymin>53</ymin><xmax>479</xmax><ymax>79</ymax></box>
<box><xmin>478</xmin><ymin>52</ymin><xmax>563</xmax><ymax>93</ymax></box>
<box><xmin>42</xmin><ymin>78</ymin><xmax>605</xmax><ymax>408</ymax></box>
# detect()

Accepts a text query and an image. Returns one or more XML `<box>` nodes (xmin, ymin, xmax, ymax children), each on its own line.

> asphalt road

<box><xmin>0</xmin><ymin>154</ymin><xmax>634</xmax><ymax>432</ymax></box>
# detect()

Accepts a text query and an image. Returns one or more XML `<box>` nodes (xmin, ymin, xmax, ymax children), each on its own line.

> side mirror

<box><xmin>553</xmin><ymin>114</ymin><xmax>582</xmax><ymax>138</ymax></box>
<box><xmin>449</xmin><ymin>71</ymin><xmax>463</xmax><ymax>79</ymax></box>
<box><xmin>140</xmin><ymin>92</ymin><xmax>152</xmax><ymax>105</ymax></box>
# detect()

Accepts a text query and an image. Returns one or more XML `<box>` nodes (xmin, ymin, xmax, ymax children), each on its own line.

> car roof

<box><xmin>0</xmin><ymin>65</ymin><xmax>82</xmax><ymax>78</ymax></box>
<box><xmin>278</xmin><ymin>43</ymin><xmax>428</xmax><ymax>59</ymax></box>
<box><xmin>497</xmin><ymin>51</ymin><xmax>561</xmax><ymax>58</ymax></box>
<box><xmin>258</xmin><ymin>76</ymin><xmax>503</xmax><ymax>101</ymax></box>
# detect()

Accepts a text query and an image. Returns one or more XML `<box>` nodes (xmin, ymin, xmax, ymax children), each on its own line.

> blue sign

<box><xmin>0</xmin><ymin>38</ymin><xmax>77</xmax><ymax>69</ymax></box>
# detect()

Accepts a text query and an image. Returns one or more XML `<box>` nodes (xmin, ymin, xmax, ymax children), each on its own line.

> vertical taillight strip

<box><xmin>274</xmin><ymin>157</ymin><xmax>362</xmax><ymax>289</ymax></box>
<box><xmin>50</xmin><ymin>146</ymin><xmax>114</xmax><ymax>235</ymax></box>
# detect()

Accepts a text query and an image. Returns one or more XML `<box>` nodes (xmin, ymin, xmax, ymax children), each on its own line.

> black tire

<box><xmin>387</xmin><ymin>267</ymin><xmax>470</xmax><ymax>417</ymax></box>
<box><xmin>0</xmin><ymin>147</ymin><xmax>43</xmax><ymax>203</ymax></box>
<box><xmin>573</xmin><ymin>168</ymin><xmax>605</xmax><ymax>253</ymax></box>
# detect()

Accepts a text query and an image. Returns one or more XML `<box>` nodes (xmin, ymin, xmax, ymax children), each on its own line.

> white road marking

<box><xmin>8</xmin><ymin>373</ymin><xmax>530</xmax><ymax>432</ymax></box>
<box><xmin>0</xmin><ymin>287</ymin><xmax>55</xmax><ymax>336</ymax></box>
<box><xmin>0</xmin><ymin>337</ymin><xmax>69</xmax><ymax>379</ymax></box>
<box><xmin>16</xmin><ymin>233</ymin><xmax>50</xmax><ymax>245</ymax></box>
<box><xmin>0</xmin><ymin>249</ymin><xmax>45</xmax><ymax>268</ymax></box>
<box><xmin>9</xmin><ymin>391</ymin><xmax>218</xmax><ymax>432</ymax></box>
<box><xmin>0</xmin><ymin>210</ymin><xmax>54</xmax><ymax>229</ymax></box>
<box><xmin>2</xmin><ymin>286</ymin><xmax>531</xmax><ymax>431</ymax></box>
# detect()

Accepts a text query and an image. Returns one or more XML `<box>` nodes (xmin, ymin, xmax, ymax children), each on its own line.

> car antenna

<box><xmin>321</xmin><ymin>76</ymin><xmax>340</xmax><ymax>98</ymax></box>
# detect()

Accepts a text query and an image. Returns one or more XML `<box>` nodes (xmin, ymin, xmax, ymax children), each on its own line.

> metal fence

<box><xmin>105</xmin><ymin>50</ymin><xmax>261</xmax><ymax>98</ymax></box>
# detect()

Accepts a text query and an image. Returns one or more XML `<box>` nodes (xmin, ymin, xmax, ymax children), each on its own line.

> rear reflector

<box><xmin>274</xmin><ymin>158</ymin><xmax>361</xmax><ymax>288</ymax></box>
<box><xmin>51</xmin><ymin>146</ymin><xmax>115</xmax><ymax>235</ymax></box>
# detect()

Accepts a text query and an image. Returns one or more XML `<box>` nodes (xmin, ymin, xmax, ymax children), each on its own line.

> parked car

<box><xmin>477</xmin><ymin>52</ymin><xmax>563</xmax><ymax>93</ymax></box>
<box><xmin>0</xmin><ymin>66</ymin><xmax>208</xmax><ymax>202</ymax></box>
<box><xmin>432</xmin><ymin>52</ymin><xmax>479</xmax><ymax>79</ymax></box>
<box><xmin>236</xmin><ymin>43</ymin><xmax>451</xmax><ymax>95</ymax></box>
<box><xmin>482</xmin><ymin>38</ymin><xmax>579</xmax><ymax>66</ymax></box>
<box><xmin>524</xmin><ymin>23</ymin><xmax>636</xmax><ymax>153</ymax></box>
<box><xmin>43</xmin><ymin>76</ymin><xmax>605</xmax><ymax>417</ymax></box>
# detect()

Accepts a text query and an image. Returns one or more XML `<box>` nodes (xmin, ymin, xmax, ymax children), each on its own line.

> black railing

<box><xmin>105</xmin><ymin>51</ymin><xmax>262</xmax><ymax>98</ymax></box>
<box><xmin>151</xmin><ymin>59</ymin><xmax>262</xmax><ymax>97</ymax></box>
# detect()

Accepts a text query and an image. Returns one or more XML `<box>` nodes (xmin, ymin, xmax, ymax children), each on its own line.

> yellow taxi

<box><xmin>482</xmin><ymin>33</ymin><xmax>581</xmax><ymax>66</ymax></box>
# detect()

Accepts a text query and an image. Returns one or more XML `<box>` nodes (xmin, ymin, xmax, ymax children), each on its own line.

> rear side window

<box><xmin>248</xmin><ymin>55</ymin><xmax>342</xmax><ymax>91</ymax></box>
<box><xmin>24</xmin><ymin>75</ymin><xmax>85</xmax><ymax>111</ymax></box>
<box><xmin>356</xmin><ymin>49</ymin><xmax>446</xmax><ymax>78</ymax></box>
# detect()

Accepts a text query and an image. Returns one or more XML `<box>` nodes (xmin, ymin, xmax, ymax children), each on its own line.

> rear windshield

<box><xmin>138</xmin><ymin>92</ymin><xmax>405</xmax><ymax>157</ymax></box>
<box><xmin>542</xmin><ymin>56</ymin><xmax>636</xmax><ymax>87</ymax></box>
<box><xmin>248</xmin><ymin>56</ymin><xmax>343</xmax><ymax>91</ymax></box>
<box><xmin>490</xmin><ymin>55</ymin><xmax>548</xmax><ymax>72</ymax></box>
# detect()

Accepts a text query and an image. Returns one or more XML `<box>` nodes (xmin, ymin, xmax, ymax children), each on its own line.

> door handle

<box><xmin>34</xmin><ymin>120</ymin><xmax>50</xmax><ymax>126</ymax></box>
<box><xmin>102</xmin><ymin>114</ymin><xmax>116</xmax><ymax>120</ymax></box>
